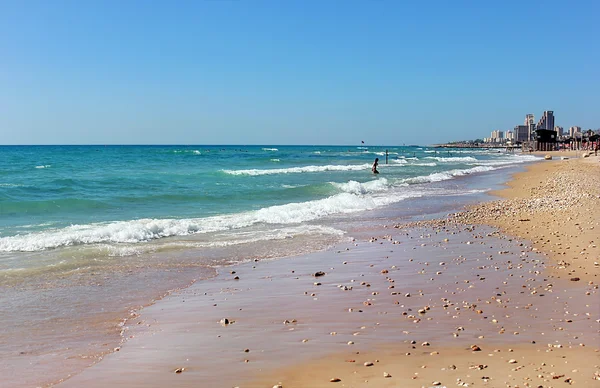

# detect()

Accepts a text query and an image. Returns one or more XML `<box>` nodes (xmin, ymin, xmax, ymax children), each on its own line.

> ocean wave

<box><xmin>0</xmin><ymin>186</ymin><xmax>421</xmax><ymax>252</ymax></box>
<box><xmin>425</xmin><ymin>156</ymin><xmax>478</xmax><ymax>163</ymax></box>
<box><xmin>410</xmin><ymin>162</ymin><xmax>437</xmax><ymax>167</ymax></box>
<box><xmin>35</xmin><ymin>165</ymin><xmax>51</xmax><ymax>169</ymax></box>
<box><xmin>402</xmin><ymin>165</ymin><xmax>496</xmax><ymax>184</ymax></box>
<box><xmin>391</xmin><ymin>159</ymin><xmax>408</xmax><ymax>164</ymax></box>
<box><xmin>262</xmin><ymin>148</ymin><xmax>278</xmax><ymax>151</ymax></box>
<box><xmin>330</xmin><ymin>178</ymin><xmax>390</xmax><ymax>195</ymax></box>
<box><xmin>163</xmin><ymin>225</ymin><xmax>346</xmax><ymax>251</ymax></box>
<box><xmin>173</xmin><ymin>150</ymin><xmax>201</xmax><ymax>154</ymax></box>
<box><xmin>223</xmin><ymin>163</ymin><xmax>371</xmax><ymax>176</ymax></box>
<box><xmin>512</xmin><ymin>154</ymin><xmax>540</xmax><ymax>161</ymax></box>
<box><xmin>362</xmin><ymin>151</ymin><xmax>399</xmax><ymax>156</ymax></box>
<box><xmin>467</xmin><ymin>154</ymin><xmax>540</xmax><ymax>167</ymax></box>
<box><xmin>270</xmin><ymin>159</ymin><xmax>280</xmax><ymax>162</ymax></box>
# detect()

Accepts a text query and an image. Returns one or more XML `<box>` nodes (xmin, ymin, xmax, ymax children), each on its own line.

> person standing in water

<box><xmin>372</xmin><ymin>158</ymin><xmax>379</xmax><ymax>174</ymax></box>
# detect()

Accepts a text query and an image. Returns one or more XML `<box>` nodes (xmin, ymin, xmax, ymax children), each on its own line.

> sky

<box><xmin>0</xmin><ymin>0</ymin><xmax>598</xmax><ymax>146</ymax></box>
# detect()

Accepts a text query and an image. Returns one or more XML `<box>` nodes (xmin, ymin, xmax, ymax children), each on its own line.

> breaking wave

<box><xmin>223</xmin><ymin>164</ymin><xmax>371</xmax><ymax>176</ymax></box>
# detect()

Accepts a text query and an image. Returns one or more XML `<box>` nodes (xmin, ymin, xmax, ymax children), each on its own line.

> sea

<box><xmin>0</xmin><ymin>144</ymin><xmax>540</xmax><ymax>387</ymax></box>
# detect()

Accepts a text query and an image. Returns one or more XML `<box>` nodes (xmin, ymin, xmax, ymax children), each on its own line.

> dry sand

<box><xmin>52</xmin><ymin>156</ymin><xmax>599</xmax><ymax>388</ymax></box>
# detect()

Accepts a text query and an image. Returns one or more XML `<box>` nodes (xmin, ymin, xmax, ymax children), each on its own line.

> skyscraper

<box><xmin>525</xmin><ymin>114</ymin><xmax>535</xmax><ymax>141</ymax></box>
<box><xmin>537</xmin><ymin>111</ymin><xmax>555</xmax><ymax>131</ymax></box>
<box><xmin>490</xmin><ymin>130</ymin><xmax>504</xmax><ymax>141</ymax></box>
<box><xmin>569</xmin><ymin>126</ymin><xmax>581</xmax><ymax>138</ymax></box>
<box><xmin>514</xmin><ymin>125</ymin><xmax>529</xmax><ymax>142</ymax></box>
<box><xmin>525</xmin><ymin>114</ymin><xmax>534</xmax><ymax>126</ymax></box>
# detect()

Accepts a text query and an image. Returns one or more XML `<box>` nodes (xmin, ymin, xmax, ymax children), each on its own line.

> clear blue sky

<box><xmin>0</xmin><ymin>0</ymin><xmax>598</xmax><ymax>145</ymax></box>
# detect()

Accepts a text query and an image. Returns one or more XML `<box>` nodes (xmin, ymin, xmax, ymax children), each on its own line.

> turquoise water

<box><xmin>0</xmin><ymin>145</ymin><xmax>538</xmax><ymax>255</ymax></box>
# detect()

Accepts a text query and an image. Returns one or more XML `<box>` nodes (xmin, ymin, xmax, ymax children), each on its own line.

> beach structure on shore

<box><xmin>531</xmin><ymin>128</ymin><xmax>558</xmax><ymax>151</ymax></box>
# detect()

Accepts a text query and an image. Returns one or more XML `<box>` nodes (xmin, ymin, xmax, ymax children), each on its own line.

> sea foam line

<box><xmin>401</xmin><ymin>165</ymin><xmax>497</xmax><ymax>184</ymax></box>
<box><xmin>0</xmin><ymin>182</ymin><xmax>416</xmax><ymax>252</ymax></box>
<box><xmin>223</xmin><ymin>163</ymin><xmax>371</xmax><ymax>176</ymax></box>
<box><xmin>0</xmin><ymin>164</ymin><xmax>507</xmax><ymax>252</ymax></box>
<box><xmin>425</xmin><ymin>156</ymin><xmax>478</xmax><ymax>162</ymax></box>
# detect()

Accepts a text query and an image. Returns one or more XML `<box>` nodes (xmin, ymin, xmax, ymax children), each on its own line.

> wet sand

<box><xmin>51</xmin><ymin>156</ymin><xmax>599</xmax><ymax>388</ymax></box>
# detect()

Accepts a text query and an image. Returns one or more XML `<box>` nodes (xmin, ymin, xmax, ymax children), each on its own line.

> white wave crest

<box><xmin>262</xmin><ymin>148</ymin><xmax>278</xmax><ymax>151</ymax></box>
<box><xmin>512</xmin><ymin>154</ymin><xmax>540</xmax><ymax>161</ymax></box>
<box><xmin>223</xmin><ymin>163</ymin><xmax>371</xmax><ymax>176</ymax></box>
<box><xmin>0</xmin><ymin>184</ymin><xmax>420</xmax><ymax>252</ymax></box>
<box><xmin>93</xmin><ymin>225</ymin><xmax>345</xmax><ymax>256</ymax></box>
<box><xmin>411</xmin><ymin>162</ymin><xmax>438</xmax><ymax>167</ymax></box>
<box><xmin>467</xmin><ymin>154</ymin><xmax>540</xmax><ymax>167</ymax></box>
<box><xmin>331</xmin><ymin>178</ymin><xmax>390</xmax><ymax>195</ymax></box>
<box><xmin>35</xmin><ymin>165</ymin><xmax>51</xmax><ymax>169</ymax></box>
<box><xmin>425</xmin><ymin>156</ymin><xmax>478</xmax><ymax>162</ymax></box>
<box><xmin>402</xmin><ymin>166</ymin><xmax>496</xmax><ymax>184</ymax></box>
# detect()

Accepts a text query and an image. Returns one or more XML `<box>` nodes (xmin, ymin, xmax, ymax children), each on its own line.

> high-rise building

<box><xmin>554</xmin><ymin>126</ymin><xmax>564</xmax><ymax>136</ymax></box>
<box><xmin>525</xmin><ymin>114</ymin><xmax>536</xmax><ymax>141</ymax></box>
<box><xmin>569</xmin><ymin>126</ymin><xmax>581</xmax><ymax>138</ymax></box>
<box><xmin>491</xmin><ymin>130</ymin><xmax>504</xmax><ymax>142</ymax></box>
<box><xmin>505</xmin><ymin>130</ymin><xmax>514</xmax><ymax>141</ymax></box>
<box><xmin>525</xmin><ymin>114</ymin><xmax>534</xmax><ymax>126</ymax></box>
<box><xmin>514</xmin><ymin>125</ymin><xmax>529</xmax><ymax>142</ymax></box>
<box><xmin>537</xmin><ymin>111</ymin><xmax>555</xmax><ymax>131</ymax></box>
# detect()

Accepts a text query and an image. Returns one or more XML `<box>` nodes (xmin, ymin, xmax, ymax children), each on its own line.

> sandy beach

<box><xmin>48</xmin><ymin>155</ymin><xmax>599</xmax><ymax>388</ymax></box>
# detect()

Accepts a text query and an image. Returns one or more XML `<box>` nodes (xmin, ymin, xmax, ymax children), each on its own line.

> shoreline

<box><xmin>400</xmin><ymin>154</ymin><xmax>599</xmax><ymax>282</ymax></box>
<box><xmin>51</xmin><ymin>155</ymin><xmax>600</xmax><ymax>387</ymax></box>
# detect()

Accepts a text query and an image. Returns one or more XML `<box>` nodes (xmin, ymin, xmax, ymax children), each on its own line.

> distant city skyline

<box><xmin>482</xmin><ymin>109</ymin><xmax>597</xmax><ymax>145</ymax></box>
<box><xmin>0</xmin><ymin>1</ymin><xmax>598</xmax><ymax>145</ymax></box>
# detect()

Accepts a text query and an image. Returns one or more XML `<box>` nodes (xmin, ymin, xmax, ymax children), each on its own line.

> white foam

<box><xmin>362</xmin><ymin>151</ymin><xmax>399</xmax><ymax>156</ymax></box>
<box><xmin>270</xmin><ymin>159</ymin><xmax>280</xmax><ymax>162</ymax></box>
<box><xmin>167</xmin><ymin>225</ymin><xmax>345</xmax><ymax>250</ymax></box>
<box><xmin>467</xmin><ymin>154</ymin><xmax>540</xmax><ymax>167</ymax></box>
<box><xmin>79</xmin><ymin>225</ymin><xmax>345</xmax><ymax>257</ymax></box>
<box><xmin>402</xmin><ymin>165</ymin><xmax>496</xmax><ymax>184</ymax></box>
<box><xmin>331</xmin><ymin>178</ymin><xmax>390</xmax><ymax>195</ymax></box>
<box><xmin>262</xmin><ymin>148</ymin><xmax>279</xmax><ymax>151</ymax></box>
<box><xmin>425</xmin><ymin>156</ymin><xmax>478</xmax><ymax>163</ymax></box>
<box><xmin>0</xmin><ymin>182</ymin><xmax>419</xmax><ymax>252</ymax></box>
<box><xmin>223</xmin><ymin>163</ymin><xmax>371</xmax><ymax>176</ymax></box>
<box><xmin>411</xmin><ymin>162</ymin><xmax>437</xmax><ymax>166</ymax></box>
<box><xmin>35</xmin><ymin>165</ymin><xmax>51</xmax><ymax>169</ymax></box>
